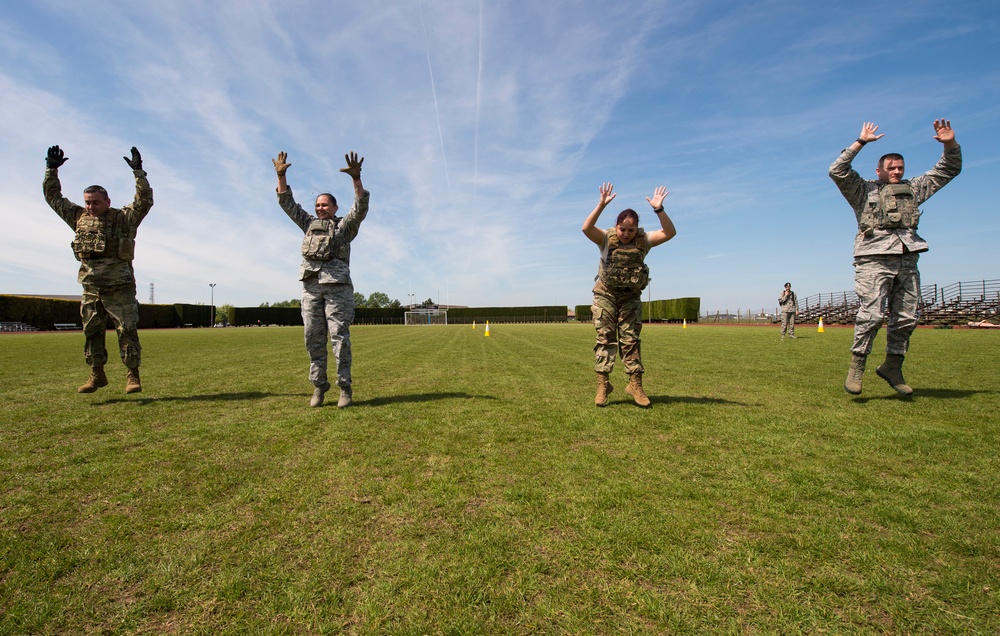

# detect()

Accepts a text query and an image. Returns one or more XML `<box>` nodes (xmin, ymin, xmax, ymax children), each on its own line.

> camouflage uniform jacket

<box><xmin>779</xmin><ymin>290</ymin><xmax>797</xmax><ymax>312</ymax></box>
<box><xmin>43</xmin><ymin>168</ymin><xmax>153</xmax><ymax>287</ymax></box>
<box><xmin>278</xmin><ymin>187</ymin><xmax>370</xmax><ymax>284</ymax></box>
<box><xmin>829</xmin><ymin>145</ymin><xmax>961</xmax><ymax>257</ymax></box>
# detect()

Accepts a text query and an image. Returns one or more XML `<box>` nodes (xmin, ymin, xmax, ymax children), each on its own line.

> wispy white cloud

<box><xmin>1</xmin><ymin>0</ymin><xmax>998</xmax><ymax>314</ymax></box>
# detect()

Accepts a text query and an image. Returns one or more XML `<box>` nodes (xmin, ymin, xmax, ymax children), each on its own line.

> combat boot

<box><xmin>876</xmin><ymin>354</ymin><xmax>913</xmax><ymax>395</ymax></box>
<box><xmin>310</xmin><ymin>382</ymin><xmax>331</xmax><ymax>407</ymax></box>
<box><xmin>78</xmin><ymin>366</ymin><xmax>108</xmax><ymax>393</ymax></box>
<box><xmin>337</xmin><ymin>386</ymin><xmax>353</xmax><ymax>409</ymax></box>
<box><xmin>125</xmin><ymin>367</ymin><xmax>142</xmax><ymax>394</ymax></box>
<box><xmin>844</xmin><ymin>354</ymin><xmax>866</xmax><ymax>395</ymax></box>
<box><xmin>595</xmin><ymin>372</ymin><xmax>613</xmax><ymax>406</ymax></box>
<box><xmin>625</xmin><ymin>372</ymin><xmax>651</xmax><ymax>407</ymax></box>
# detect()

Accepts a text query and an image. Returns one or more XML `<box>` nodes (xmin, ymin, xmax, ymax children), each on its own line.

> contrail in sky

<box><xmin>474</xmin><ymin>0</ymin><xmax>482</xmax><ymax>204</ymax></box>
<box><xmin>419</xmin><ymin>1</ymin><xmax>450</xmax><ymax>188</ymax></box>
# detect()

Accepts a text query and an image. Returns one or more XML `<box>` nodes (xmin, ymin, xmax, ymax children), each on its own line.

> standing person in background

<box><xmin>779</xmin><ymin>282</ymin><xmax>798</xmax><ymax>339</ymax></box>
<box><xmin>43</xmin><ymin>145</ymin><xmax>153</xmax><ymax>394</ymax></box>
<box><xmin>582</xmin><ymin>182</ymin><xmax>677</xmax><ymax>407</ymax></box>
<box><xmin>273</xmin><ymin>150</ymin><xmax>369</xmax><ymax>408</ymax></box>
<box><xmin>829</xmin><ymin>120</ymin><xmax>961</xmax><ymax>396</ymax></box>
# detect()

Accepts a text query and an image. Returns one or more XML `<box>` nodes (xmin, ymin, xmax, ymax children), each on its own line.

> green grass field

<box><xmin>1</xmin><ymin>323</ymin><xmax>998</xmax><ymax>634</ymax></box>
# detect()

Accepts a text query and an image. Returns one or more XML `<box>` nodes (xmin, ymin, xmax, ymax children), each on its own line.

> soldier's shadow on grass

<box><xmin>355</xmin><ymin>392</ymin><xmax>496</xmax><ymax>407</ymax></box>
<box><xmin>92</xmin><ymin>391</ymin><xmax>496</xmax><ymax>407</ymax></box>
<box><xmin>93</xmin><ymin>391</ymin><xmax>284</xmax><ymax>406</ymax></box>
<box><xmin>624</xmin><ymin>395</ymin><xmax>751</xmax><ymax>407</ymax></box>
<box><xmin>850</xmin><ymin>387</ymin><xmax>999</xmax><ymax>403</ymax></box>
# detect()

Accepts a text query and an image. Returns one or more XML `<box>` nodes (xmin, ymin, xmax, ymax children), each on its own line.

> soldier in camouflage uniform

<box><xmin>778</xmin><ymin>283</ymin><xmax>797</xmax><ymax>339</ymax></box>
<box><xmin>582</xmin><ymin>182</ymin><xmax>677</xmax><ymax>407</ymax></box>
<box><xmin>273</xmin><ymin>150</ymin><xmax>369</xmax><ymax>408</ymax></box>
<box><xmin>829</xmin><ymin>120</ymin><xmax>961</xmax><ymax>396</ymax></box>
<box><xmin>43</xmin><ymin>145</ymin><xmax>153</xmax><ymax>394</ymax></box>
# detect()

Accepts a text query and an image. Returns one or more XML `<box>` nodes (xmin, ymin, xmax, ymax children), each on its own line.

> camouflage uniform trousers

<box><xmin>301</xmin><ymin>277</ymin><xmax>355</xmax><ymax>389</ymax></box>
<box><xmin>780</xmin><ymin>311</ymin><xmax>796</xmax><ymax>337</ymax></box>
<box><xmin>81</xmin><ymin>283</ymin><xmax>141</xmax><ymax>368</ymax></box>
<box><xmin>592</xmin><ymin>288</ymin><xmax>644</xmax><ymax>375</ymax></box>
<box><xmin>851</xmin><ymin>252</ymin><xmax>921</xmax><ymax>356</ymax></box>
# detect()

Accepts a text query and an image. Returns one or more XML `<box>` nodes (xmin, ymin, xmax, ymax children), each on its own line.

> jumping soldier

<box><xmin>829</xmin><ymin>120</ymin><xmax>961</xmax><ymax>395</ymax></box>
<box><xmin>582</xmin><ymin>182</ymin><xmax>677</xmax><ymax>407</ymax></box>
<box><xmin>43</xmin><ymin>145</ymin><xmax>153</xmax><ymax>394</ymax></box>
<box><xmin>273</xmin><ymin>150</ymin><xmax>369</xmax><ymax>408</ymax></box>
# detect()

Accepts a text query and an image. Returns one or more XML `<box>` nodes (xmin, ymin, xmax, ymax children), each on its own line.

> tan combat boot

<box><xmin>844</xmin><ymin>354</ymin><xmax>866</xmax><ymax>395</ymax></box>
<box><xmin>125</xmin><ymin>367</ymin><xmax>142</xmax><ymax>394</ymax></box>
<box><xmin>625</xmin><ymin>372</ymin><xmax>651</xmax><ymax>407</ymax></box>
<box><xmin>310</xmin><ymin>382</ymin><xmax>331</xmax><ymax>407</ymax></box>
<box><xmin>337</xmin><ymin>386</ymin><xmax>353</xmax><ymax>409</ymax></box>
<box><xmin>78</xmin><ymin>366</ymin><xmax>108</xmax><ymax>393</ymax></box>
<box><xmin>876</xmin><ymin>354</ymin><xmax>913</xmax><ymax>395</ymax></box>
<box><xmin>595</xmin><ymin>372</ymin><xmax>613</xmax><ymax>406</ymax></box>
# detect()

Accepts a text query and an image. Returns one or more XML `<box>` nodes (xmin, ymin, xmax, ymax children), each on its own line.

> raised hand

<box><xmin>339</xmin><ymin>151</ymin><xmax>364</xmax><ymax>179</ymax></box>
<box><xmin>598</xmin><ymin>182</ymin><xmax>616</xmax><ymax>207</ymax></box>
<box><xmin>932</xmin><ymin>118</ymin><xmax>955</xmax><ymax>144</ymax></box>
<box><xmin>645</xmin><ymin>185</ymin><xmax>668</xmax><ymax>209</ymax></box>
<box><xmin>272</xmin><ymin>151</ymin><xmax>291</xmax><ymax>177</ymax></box>
<box><xmin>858</xmin><ymin>122</ymin><xmax>884</xmax><ymax>144</ymax></box>
<box><xmin>123</xmin><ymin>146</ymin><xmax>143</xmax><ymax>171</ymax></box>
<box><xmin>46</xmin><ymin>145</ymin><xmax>68</xmax><ymax>169</ymax></box>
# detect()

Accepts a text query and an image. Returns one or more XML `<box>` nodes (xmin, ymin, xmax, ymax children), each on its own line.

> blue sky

<box><xmin>2</xmin><ymin>1</ymin><xmax>997</xmax><ymax>314</ymax></box>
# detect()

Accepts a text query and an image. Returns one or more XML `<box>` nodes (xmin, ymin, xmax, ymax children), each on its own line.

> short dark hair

<box><xmin>784</xmin><ymin>282</ymin><xmax>791</xmax><ymax>287</ymax></box>
<box><xmin>878</xmin><ymin>153</ymin><xmax>904</xmax><ymax>170</ymax></box>
<box><xmin>616</xmin><ymin>208</ymin><xmax>639</xmax><ymax>226</ymax></box>
<box><xmin>316</xmin><ymin>193</ymin><xmax>337</xmax><ymax>206</ymax></box>
<box><xmin>83</xmin><ymin>185</ymin><xmax>108</xmax><ymax>198</ymax></box>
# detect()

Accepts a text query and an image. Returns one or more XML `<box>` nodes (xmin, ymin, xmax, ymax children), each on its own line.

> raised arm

<box><xmin>42</xmin><ymin>145</ymin><xmax>80</xmax><ymax>229</ymax></box>
<box><xmin>339</xmin><ymin>151</ymin><xmax>365</xmax><ymax>200</ymax></box>
<box><xmin>829</xmin><ymin>122</ymin><xmax>881</xmax><ymax>207</ymax></box>
<box><xmin>644</xmin><ymin>186</ymin><xmax>676</xmax><ymax>248</ymax></box>
<box><xmin>581</xmin><ymin>182</ymin><xmax>616</xmax><ymax>246</ymax></box>
<box><xmin>273</xmin><ymin>151</ymin><xmax>291</xmax><ymax>193</ymax></box>
<box><xmin>932</xmin><ymin>118</ymin><xmax>958</xmax><ymax>151</ymax></box>
<box><xmin>850</xmin><ymin>121</ymin><xmax>884</xmax><ymax>153</ymax></box>
<box><xmin>122</xmin><ymin>146</ymin><xmax>153</xmax><ymax>219</ymax></box>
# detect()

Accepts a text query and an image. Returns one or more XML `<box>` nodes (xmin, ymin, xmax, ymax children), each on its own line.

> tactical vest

<box><xmin>301</xmin><ymin>218</ymin><xmax>349</xmax><ymax>262</ymax></box>
<box><xmin>859</xmin><ymin>182</ymin><xmax>920</xmax><ymax>236</ymax></box>
<box><xmin>599</xmin><ymin>227</ymin><xmax>649</xmax><ymax>292</ymax></box>
<box><xmin>72</xmin><ymin>213</ymin><xmax>135</xmax><ymax>261</ymax></box>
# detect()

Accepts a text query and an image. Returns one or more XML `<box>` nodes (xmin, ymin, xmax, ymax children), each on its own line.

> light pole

<box><xmin>209</xmin><ymin>283</ymin><xmax>216</xmax><ymax>327</ymax></box>
<box><xmin>408</xmin><ymin>293</ymin><xmax>415</xmax><ymax>309</ymax></box>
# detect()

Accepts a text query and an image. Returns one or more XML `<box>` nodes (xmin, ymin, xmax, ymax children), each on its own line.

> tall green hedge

<box><xmin>643</xmin><ymin>297</ymin><xmax>700</xmax><ymax>322</ymax></box>
<box><xmin>575</xmin><ymin>297</ymin><xmax>700</xmax><ymax>323</ymax></box>
<box><xmin>0</xmin><ymin>295</ymin><xmax>218</xmax><ymax>329</ymax></box>
<box><xmin>230</xmin><ymin>306</ymin><xmax>303</xmax><ymax>327</ymax></box>
<box><xmin>445</xmin><ymin>306</ymin><xmax>567</xmax><ymax>324</ymax></box>
<box><xmin>1</xmin><ymin>296</ymin><xmax>596</xmax><ymax>329</ymax></box>
<box><xmin>0</xmin><ymin>295</ymin><xmax>81</xmax><ymax>330</ymax></box>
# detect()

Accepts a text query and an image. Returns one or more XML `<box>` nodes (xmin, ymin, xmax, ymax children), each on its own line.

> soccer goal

<box><xmin>404</xmin><ymin>308</ymin><xmax>448</xmax><ymax>325</ymax></box>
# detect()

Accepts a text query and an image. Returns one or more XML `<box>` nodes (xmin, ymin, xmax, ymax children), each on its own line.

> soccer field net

<box><xmin>404</xmin><ymin>309</ymin><xmax>448</xmax><ymax>325</ymax></box>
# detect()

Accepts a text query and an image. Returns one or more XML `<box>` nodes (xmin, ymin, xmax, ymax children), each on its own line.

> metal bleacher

<box><xmin>795</xmin><ymin>279</ymin><xmax>1000</xmax><ymax>326</ymax></box>
<box><xmin>0</xmin><ymin>322</ymin><xmax>39</xmax><ymax>332</ymax></box>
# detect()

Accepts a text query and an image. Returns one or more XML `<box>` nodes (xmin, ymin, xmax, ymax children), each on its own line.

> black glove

<box><xmin>46</xmin><ymin>145</ymin><xmax>68</xmax><ymax>170</ymax></box>
<box><xmin>123</xmin><ymin>146</ymin><xmax>143</xmax><ymax>171</ymax></box>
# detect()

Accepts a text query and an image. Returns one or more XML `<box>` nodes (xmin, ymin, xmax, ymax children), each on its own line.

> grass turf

<box><xmin>1</xmin><ymin>323</ymin><xmax>998</xmax><ymax>634</ymax></box>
